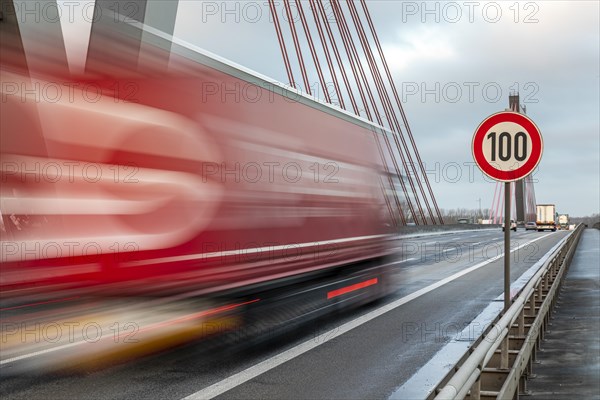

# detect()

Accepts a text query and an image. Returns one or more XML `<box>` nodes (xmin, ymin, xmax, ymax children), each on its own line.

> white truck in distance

<box><xmin>536</xmin><ymin>204</ymin><xmax>557</xmax><ymax>232</ymax></box>
<box><xmin>558</xmin><ymin>214</ymin><xmax>570</xmax><ymax>230</ymax></box>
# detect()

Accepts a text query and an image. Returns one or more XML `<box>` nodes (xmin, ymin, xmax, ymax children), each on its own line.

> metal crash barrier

<box><xmin>434</xmin><ymin>224</ymin><xmax>585</xmax><ymax>400</ymax></box>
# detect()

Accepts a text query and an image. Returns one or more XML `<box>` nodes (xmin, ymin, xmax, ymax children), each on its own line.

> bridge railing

<box><xmin>433</xmin><ymin>224</ymin><xmax>585</xmax><ymax>400</ymax></box>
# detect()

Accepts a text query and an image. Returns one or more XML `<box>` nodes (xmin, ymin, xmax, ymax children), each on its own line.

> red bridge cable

<box><xmin>329</xmin><ymin>0</ymin><xmax>414</xmax><ymax>225</ymax></box>
<box><xmin>330</xmin><ymin>3</ymin><xmax>409</xmax><ymax>224</ymax></box>
<box><xmin>362</xmin><ymin>0</ymin><xmax>443</xmax><ymax>225</ymax></box>
<box><xmin>302</xmin><ymin>2</ymin><xmax>394</xmax><ymax>225</ymax></box>
<box><xmin>330</xmin><ymin>0</ymin><xmax>419</xmax><ymax>224</ymax></box>
<box><xmin>312</xmin><ymin>0</ymin><xmax>403</xmax><ymax>225</ymax></box>
<box><xmin>360</xmin><ymin>0</ymin><xmax>444</xmax><ymax>224</ymax></box>
<box><xmin>490</xmin><ymin>183</ymin><xmax>499</xmax><ymax>222</ymax></box>
<box><xmin>295</xmin><ymin>0</ymin><xmax>331</xmax><ymax>104</ymax></box>
<box><xmin>311</xmin><ymin>0</ymin><xmax>406</xmax><ymax>225</ymax></box>
<box><xmin>348</xmin><ymin>2</ymin><xmax>436</xmax><ymax>225</ymax></box>
<box><xmin>307</xmin><ymin>0</ymin><xmax>345</xmax><ymax>109</ymax></box>
<box><xmin>345</xmin><ymin>0</ymin><xmax>429</xmax><ymax>225</ymax></box>
<box><xmin>283</xmin><ymin>0</ymin><xmax>312</xmax><ymax>95</ymax></box>
<box><xmin>333</xmin><ymin>0</ymin><xmax>430</xmax><ymax>225</ymax></box>
<box><xmin>496</xmin><ymin>182</ymin><xmax>503</xmax><ymax>223</ymax></box>
<box><xmin>313</xmin><ymin>0</ymin><xmax>360</xmax><ymax>114</ymax></box>
<box><xmin>329</xmin><ymin>0</ymin><xmax>377</xmax><ymax>123</ymax></box>
<box><xmin>268</xmin><ymin>0</ymin><xmax>296</xmax><ymax>88</ymax></box>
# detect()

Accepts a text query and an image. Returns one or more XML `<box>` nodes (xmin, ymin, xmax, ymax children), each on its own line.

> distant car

<box><xmin>502</xmin><ymin>220</ymin><xmax>517</xmax><ymax>232</ymax></box>
<box><xmin>525</xmin><ymin>222</ymin><xmax>537</xmax><ymax>231</ymax></box>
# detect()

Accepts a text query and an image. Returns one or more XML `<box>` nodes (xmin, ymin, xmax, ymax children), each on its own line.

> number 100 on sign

<box><xmin>485</xmin><ymin>130</ymin><xmax>529</xmax><ymax>164</ymax></box>
<box><xmin>472</xmin><ymin>112</ymin><xmax>543</xmax><ymax>182</ymax></box>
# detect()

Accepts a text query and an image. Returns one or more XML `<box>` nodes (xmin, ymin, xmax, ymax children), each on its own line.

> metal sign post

<box><xmin>504</xmin><ymin>182</ymin><xmax>511</xmax><ymax>311</ymax></box>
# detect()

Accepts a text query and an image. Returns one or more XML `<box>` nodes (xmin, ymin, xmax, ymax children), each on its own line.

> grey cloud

<box><xmin>172</xmin><ymin>0</ymin><xmax>599</xmax><ymax>216</ymax></box>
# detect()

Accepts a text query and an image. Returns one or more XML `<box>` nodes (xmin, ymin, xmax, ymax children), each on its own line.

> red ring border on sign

<box><xmin>472</xmin><ymin>112</ymin><xmax>543</xmax><ymax>182</ymax></box>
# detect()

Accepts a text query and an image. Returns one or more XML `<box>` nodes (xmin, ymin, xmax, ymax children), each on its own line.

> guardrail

<box><xmin>433</xmin><ymin>224</ymin><xmax>585</xmax><ymax>400</ymax></box>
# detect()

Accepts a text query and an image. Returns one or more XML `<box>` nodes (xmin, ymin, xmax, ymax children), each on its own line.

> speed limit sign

<box><xmin>472</xmin><ymin>111</ymin><xmax>543</xmax><ymax>182</ymax></box>
<box><xmin>472</xmin><ymin>110</ymin><xmax>543</xmax><ymax>313</ymax></box>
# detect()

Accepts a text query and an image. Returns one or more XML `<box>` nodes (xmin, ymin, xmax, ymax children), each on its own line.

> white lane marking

<box><xmin>395</xmin><ymin>257</ymin><xmax>417</xmax><ymax>264</ymax></box>
<box><xmin>442</xmin><ymin>247</ymin><xmax>456</xmax><ymax>253</ymax></box>
<box><xmin>181</xmin><ymin>233</ymin><xmax>553</xmax><ymax>400</ymax></box>
<box><xmin>0</xmin><ymin>341</ymin><xmax>83</xmax><ymax>365</ymax></box>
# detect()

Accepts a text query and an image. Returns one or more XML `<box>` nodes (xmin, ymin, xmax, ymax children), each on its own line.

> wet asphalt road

<box><xmin>1</xmin><ymin>229</ymin><xmax>570</xmax><ymax>400</ymax></box>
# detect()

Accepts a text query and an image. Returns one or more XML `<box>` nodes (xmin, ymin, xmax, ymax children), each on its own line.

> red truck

<box><xmin>1</xmin><ymin>18</ymin><xmax>397</xmax><ymax>306</ymax></box>
<box><xmin>0</xmin><ymin>13</ymin><xmax>410</xmax><ymax>368</ymax></box>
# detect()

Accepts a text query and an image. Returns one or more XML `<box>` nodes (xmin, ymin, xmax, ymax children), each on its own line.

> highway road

<box><xmin>1</xmin><ymin>228</ymin><xmax>570</xmax><ymax>400</ymax></box>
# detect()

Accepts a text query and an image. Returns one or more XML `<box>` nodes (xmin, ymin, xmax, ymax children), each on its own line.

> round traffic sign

<box><xmin>472</xmin><ymin>111</ymin><xmax>543</xmax><ymax>182</ymax></box>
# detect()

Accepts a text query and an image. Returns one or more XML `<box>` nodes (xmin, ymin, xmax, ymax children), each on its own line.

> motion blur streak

<box><xmin>0</xmin><ymin>296</ymin><xmax>80</xmax><ymax>312</ymax></box>
<box><xmin>1</xmin><ymin>298</ymin><xmax>259</xmax><ymax>369</ymax></box>
<box><xmin>0</xmin><ymin>2</ymin><xmax>395</xmax><ymax>369</ymax></box>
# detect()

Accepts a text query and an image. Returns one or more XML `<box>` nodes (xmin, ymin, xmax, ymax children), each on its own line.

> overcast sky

<box><xmin>169</xmin><ymin>1</ymin><xmax>599</xmax><ymax>217</ymax></box>
<box><xmin>53</xmin><ymin>0</ymin><xmax>598</xmax><ymax>217</ymax></box>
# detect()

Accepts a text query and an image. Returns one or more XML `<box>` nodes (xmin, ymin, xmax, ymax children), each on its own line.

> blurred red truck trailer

<box><xmin>0</xmin><ymin>17</ymin><xmax>397</xmax><ymax>300</ymax></box>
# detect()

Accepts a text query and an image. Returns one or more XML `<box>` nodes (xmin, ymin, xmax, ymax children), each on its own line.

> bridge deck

<box><xmin>529</xmin><ymin>228</ymin><xmax>600</xmax><ymax>399</ymax></box>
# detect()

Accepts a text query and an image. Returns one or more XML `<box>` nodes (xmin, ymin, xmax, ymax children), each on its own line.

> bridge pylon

<box><xmin>489</xmin><ymin>93</ymin><xmax>538</xmax><ymax>225</ymax></box>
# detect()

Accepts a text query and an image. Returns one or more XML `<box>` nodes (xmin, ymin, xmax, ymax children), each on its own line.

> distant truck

<box><xmin>558</xmin><ymin>214</ymin><xmax>570</xmax><ymax>230</ymax></box>
<box><xmin>536</xmin><ymin>204</ymin><xmax>557</xmax><ymax>231</ymax></box>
